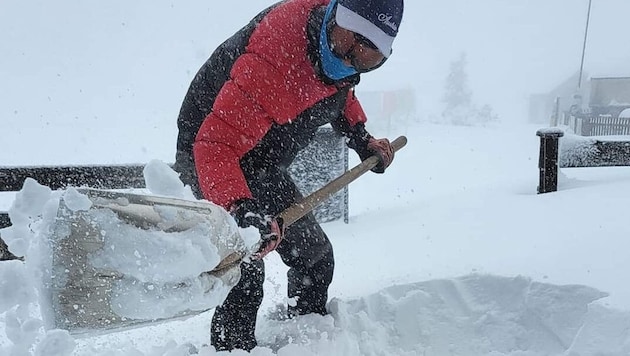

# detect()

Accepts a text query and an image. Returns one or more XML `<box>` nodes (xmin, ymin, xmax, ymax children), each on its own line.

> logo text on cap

<box><xmin>378</xmin><ymin>14</ymin><xmax>398</xmax><ymax>31</ymax></box>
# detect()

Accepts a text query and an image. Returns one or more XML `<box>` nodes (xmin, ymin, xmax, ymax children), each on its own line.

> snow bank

<box><xmin>328</xmin><ymin>275</ymin><xmax>607</xmax><ymax>355</ymax></box>
<box><xmin>251</xmin><ymin>274</ymin><xmax>627</xmax><ymax>356</ymax></box>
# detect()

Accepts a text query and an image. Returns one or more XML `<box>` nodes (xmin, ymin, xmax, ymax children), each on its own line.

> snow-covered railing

<box><xmin>537</xmin><ymin>128</ymin><xmax>630</xmax><ymax>193</ymax></box>
<box><xmin>565</xmin><ymin>113</ymin><xmax>630</xmax><ymax>136</ymax></box>
<box><xmin>0</xmin><ymin>128</ymin><xmax>349</xmax><ymax>229</ymax></box>
<box><xmin>580</xmin><ymin>115</ymin><xmax>630</xmax><ymax>136</ymax></box>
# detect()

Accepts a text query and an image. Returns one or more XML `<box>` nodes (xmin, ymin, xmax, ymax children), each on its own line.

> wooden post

<box><xmin>536</xmin><ymin>129</ymin><xmax>564</xmax><ymax>194</ymax></box>
<box><xmin>551</xmin><ymin>97</ymin><xmax>560</xmax><ymax>126</ymax></box>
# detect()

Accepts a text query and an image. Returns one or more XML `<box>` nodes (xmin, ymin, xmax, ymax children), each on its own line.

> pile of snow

<box><xmin>256</xmin><ymin>275</ymin><xmax>626</xmax><ymax>355</ymax></box>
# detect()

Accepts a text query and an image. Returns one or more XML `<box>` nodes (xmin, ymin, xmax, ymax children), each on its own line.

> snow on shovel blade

<box><xmin>49</xmin><ymin>188</ymin><xmax>247</xmax><ymax>334</ymax></box>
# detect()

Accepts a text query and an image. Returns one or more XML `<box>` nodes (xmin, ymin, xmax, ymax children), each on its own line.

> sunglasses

<box><xmin>328</xmin><ymin>20</ymin><xmax>387</xmax><ymax>73</ymax></box>
<box><xmin>345</xmin><ymin>32</ymin><xmax>387</xmax><ymax>72</ymax></box>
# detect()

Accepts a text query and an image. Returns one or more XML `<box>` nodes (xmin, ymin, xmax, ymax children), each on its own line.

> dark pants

<box><xmin>210</xmin><ymin>167</ymin><xmax>335</xmax><ymax>351</ymax></box>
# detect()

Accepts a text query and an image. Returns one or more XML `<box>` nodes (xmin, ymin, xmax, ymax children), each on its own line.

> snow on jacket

<box><xmin>175</xmin><ymin>0</ymin><xmax>374</xmax><ymax>208</ymax></box>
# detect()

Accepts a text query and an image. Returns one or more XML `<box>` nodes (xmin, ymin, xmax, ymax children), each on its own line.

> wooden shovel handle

<box><xmin>278</xmin><ymin>135</ymin><xmax>407</xmax><ymax>227</ymax></box>
<box><xmin>210</xmin><ymin>136</ymin><xmax>407</xmax><ymax>274</ymax></box>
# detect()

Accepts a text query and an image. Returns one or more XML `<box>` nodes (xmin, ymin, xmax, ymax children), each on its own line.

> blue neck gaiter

<box><xmin>319</xmin><ymin>0</ymin><xmax>357</xmax><ymax>80</ymax></box>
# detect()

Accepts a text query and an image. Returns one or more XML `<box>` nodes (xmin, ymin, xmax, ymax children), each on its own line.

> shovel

<box><xmin>49</xmin><ymin>136</ymin><xmax>407</xmax><ymax>334</ymax></box>
<box><xmin>215</xmin><ymin>135</ymin><xmax>408</xmax><ymax>272</ymax></box>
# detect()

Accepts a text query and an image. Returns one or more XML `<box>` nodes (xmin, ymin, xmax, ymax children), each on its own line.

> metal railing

<box><xmin>565</xmin><ymin>113</ymin><xmax>630</xmax><ymax>136</ymax></box>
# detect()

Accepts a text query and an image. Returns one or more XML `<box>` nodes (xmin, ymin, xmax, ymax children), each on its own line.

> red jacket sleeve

<box><xmin>193</xmin><ymin>76</ymin><xmax>274</xmax><ymax>209</ymax></box>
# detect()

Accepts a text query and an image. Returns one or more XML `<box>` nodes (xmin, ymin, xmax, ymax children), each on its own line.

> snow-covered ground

<box><xmin>2</xmin><ymin>122</ymin><xmax>630</xmax><ymax>355</ymax></box>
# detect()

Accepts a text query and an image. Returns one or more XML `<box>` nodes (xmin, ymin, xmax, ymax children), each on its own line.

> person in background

<box><xmin>569</xmin><ymin>93</ymin><xmax>585</xmax><ymax>118</ymax></box>
<box><xmin>173</xmin><ymin>0</ymin><xmax>404</xmax><ymax>351</ymax></box>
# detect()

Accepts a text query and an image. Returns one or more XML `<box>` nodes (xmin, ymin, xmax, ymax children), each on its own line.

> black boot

<box><xmin>287</xmin><ymin>253</ymin><xmax>334</xmax><ymax>318</ymax></box>
<box><xmin>211</xmin><ymin>259</ymin><xmax>264</xmax><ymax>351</ymax></box>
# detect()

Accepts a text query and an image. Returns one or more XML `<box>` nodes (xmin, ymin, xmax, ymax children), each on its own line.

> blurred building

<box><xmin>529</xmin><ymin>73</ymin><xmax>630</xmax><ymax>126</ymax></box>
<box><xmin>528</xmin><ymin>71</ymin><xmax>587</xmax><ymax>124</ymax></box>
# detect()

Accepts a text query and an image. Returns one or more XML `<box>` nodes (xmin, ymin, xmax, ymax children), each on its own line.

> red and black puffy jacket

<box><xmin>174</xmin><ymin>0</ymin><xmax>374</xmax><ymax>208</ymax></box>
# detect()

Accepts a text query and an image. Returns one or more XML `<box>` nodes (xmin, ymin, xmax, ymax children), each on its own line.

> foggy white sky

<box><xmin>378</xmin><ymin>0</ymin><xmax>630</xmax><ymax>120</ymax></box>
<box><xmin>1</xmin><ymin>0</ymin><xmax>629</xmax><ymax>133</ymax></box>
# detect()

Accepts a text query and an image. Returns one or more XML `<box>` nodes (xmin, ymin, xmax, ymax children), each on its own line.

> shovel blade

<box><xmin>48</xmin><ymin>189</ymin><xmax>246</xmax><ymax>334</ymax></box>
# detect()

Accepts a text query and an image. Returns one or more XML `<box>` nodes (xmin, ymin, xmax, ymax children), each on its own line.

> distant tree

<box><xmin>442</xmin><ymin>53</ymin><xmax>473</xmax><ymax>125</ymax></box>
<box><xmin>442</xmin><ymin>52</ymin><xmax>499</xmax><ymax>126</ymax></box>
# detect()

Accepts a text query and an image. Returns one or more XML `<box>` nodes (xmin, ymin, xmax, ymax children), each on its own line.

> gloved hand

<box><xmin>367</xmin><ymin>137</ymin><xmax>395</xmax><ymax>173</ymax></box>
<box><xmin>231</xmin><ymin>198</ymin><xmax>284</xmax><ymax>260</ymax></box>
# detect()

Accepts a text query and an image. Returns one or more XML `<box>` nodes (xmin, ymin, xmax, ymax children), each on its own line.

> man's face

<box><xmin>328</xmin><ymin>22</ymin><xmax>387</xmax><ymax>73</ymax></box>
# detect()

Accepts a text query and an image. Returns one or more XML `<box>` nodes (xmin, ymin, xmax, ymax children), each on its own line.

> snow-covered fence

<box><xmin>567</xmin><ymin>114</ymin><xmax>630</xmax><ymax>136</ymax></box>
<box><xmin>537</xmin><ymin>128</ymin><xmax>630</xmax><ymax>193</ymax></box>
<box><xmin>0</xmin><ymin>128</ymin><xmax>348</xmax><ymax>229</ymax></box>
